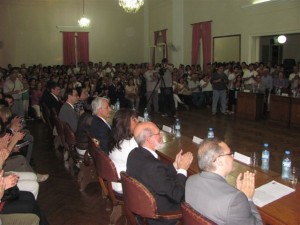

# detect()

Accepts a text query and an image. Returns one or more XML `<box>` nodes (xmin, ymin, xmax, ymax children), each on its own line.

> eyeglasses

<box><xmin>214</xmin><ymin>151</ymin><xmax>235</xmax><ymax>162</ymax></box>
<box><xmin>149</xmin><ymin>131</ymin><xmax>162</xmax><ymax>137</ymax></box>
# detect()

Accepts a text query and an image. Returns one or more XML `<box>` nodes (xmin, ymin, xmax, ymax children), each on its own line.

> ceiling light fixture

<box><xmin>119</xmin><ymin>0</ymin><xmax>144</xmax><ymax>13</ymax></box>
<box><xmin>78</xmin><ymin>0</ymin><xmax>90</xmax><ymax>27</ymax></box>
<box><xmin>277</xmin><ymin>35</ymin><xmax>287</xmax><ymax>44</ymax></box>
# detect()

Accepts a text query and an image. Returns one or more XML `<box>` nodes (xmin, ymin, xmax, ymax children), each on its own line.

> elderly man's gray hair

<box><xmin>91</xmin><ymin>97</ymin><xmax>109</xmax><ymax>115</ymax></box>
<box><xmin>134</xmin><ymin>128</ymin><xmax>153</xmax><ymax>146</ymax></box>
<box><xmin>197</xmin><ymin>138</ymin><xmax>224</xmax><ymax>172</ymax></box>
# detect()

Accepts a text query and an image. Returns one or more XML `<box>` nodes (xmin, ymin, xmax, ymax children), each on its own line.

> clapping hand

<box><xmin>236</xmin><ymin>171</ymin><xmax>255</xmax><ymax>199</ymax></box>
<box><xmin>0</xmin><ymin>171</ymin><xmax>5</xmax><ymax>199</ymax></box>
<box><xmin>3</xmin><ymin>173</ymin><xmax>19</xmax><ymax>190</ymax></box>
<box><xmin>173</xmin><ymin>150</ymin><xmax>193</xmax><ymax>171</ymax></box>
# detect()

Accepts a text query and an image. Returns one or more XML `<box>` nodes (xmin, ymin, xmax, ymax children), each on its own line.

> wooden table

<box><xmin>157</xmin><ymin>132</ymin><xmax>300</xmax><ymax>225</ymax></box>
<box><xmin>237</xmin><ymin>92</ymin><xmax>264</xmax><ymax>120</ymax></box>
<box><xmin>290</xmin><ymin>97</ymin><xmax>300</xmax><ymax>128</ymax></box>
<box><xmin>269</xmin><ymin>95</ymin><xmax>291</xmax><ymax>126</ymax></box>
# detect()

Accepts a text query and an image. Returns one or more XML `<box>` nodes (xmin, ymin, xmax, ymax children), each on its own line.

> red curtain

<box><xmin>191</xmin><ymin>21</ymin><xmax>212</xmax><ymax>73</ymax></box>
<box><xmin>201</xmin><ymin>22</ymin><xmax>212</xmax><ymax>74</ymax></box>
<box><xmin>77</xmin><ymin>32</ymin><xmax>89</xmax><ymax>65</ymax></box>
<box><xmin>191</xmin><ymin>24</ymin><xmax>201</xmax><ymax>66</ymax></box>
<box><xmin>63</xmin><ymin>32</ymin><xmax>75</xmax><ymax>65</ymax></box>
<box><xmin>161</xmin><ymin>29</ymin><xmax>168</xmax><ymax>60</ymax></box>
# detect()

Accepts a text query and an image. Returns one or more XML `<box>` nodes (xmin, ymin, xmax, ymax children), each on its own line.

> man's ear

<box><xmin>215</xmin><ymin>158</ymin><xmax>223</xmax><ymax>167</ymax></box>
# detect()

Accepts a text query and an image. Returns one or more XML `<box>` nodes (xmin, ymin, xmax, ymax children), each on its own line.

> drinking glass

<box><xmin>290</xmin><ymin>167</ymin><xmax>298</xmax><ymax>188</ymax></box>
<box><xmin>251</xmin><ymin>152</ymin><xmax>258</xmax><ymax>168</ymax></box>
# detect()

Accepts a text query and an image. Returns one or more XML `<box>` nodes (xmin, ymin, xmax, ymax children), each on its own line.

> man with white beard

<box><xmin>126</xmin><ymin>121</ymin><xmax>193</xmax><ymax>225</ymax></box>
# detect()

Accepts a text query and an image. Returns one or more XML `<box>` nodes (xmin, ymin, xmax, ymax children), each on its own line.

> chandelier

<box><xmin>78</xmin><ymin>0</ymin><xmax>90</xmax><ymax>27</ymax></box>
<box><xmin>119</xmin><ymin>0</ymin><xmax>144</xmax><ymax>13</ymax></box>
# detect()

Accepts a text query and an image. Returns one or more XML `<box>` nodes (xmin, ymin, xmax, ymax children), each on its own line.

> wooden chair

<box><xmin>64</xmin><ymin>123</ymin><xmax>97</xmax><ymax>190</ymax></box>
<box><xmin>40</xmin><ymin>103</ymin><xmax>53</xmax><ymax>132</ymax></box>
<box><xmin>63</xmin><ymin>122</ymin><xmax>77</xmax><ymax>163</ymax></box>
<box><xmin>88</xmin><ymin>135</ymin><xmax>125</xmax><ymax>224</ymax></box>
<box><xmin>53</xmin><ymin>117</ymin><xmax>68</xmax><ymax>159</ymax></box>
<box><xmin>120</xmin><ymin>171</ymin><xmax>182</xmax><ymax>225</ymax></box>
<box><xmin>181</xmin><ymin>202</ymin><xmax>216</xmax><ymax>225</ymax></box>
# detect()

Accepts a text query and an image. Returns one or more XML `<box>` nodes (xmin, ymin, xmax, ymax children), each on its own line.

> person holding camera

<box><xmin>159</xmin><ymin>58</ymin><xmax>176</xmax><ymax>117</ymax></box>
<box><xmin>144</xmin><ymin>64</ymin><xmax>160</xmax><ymax>114</ymax></box>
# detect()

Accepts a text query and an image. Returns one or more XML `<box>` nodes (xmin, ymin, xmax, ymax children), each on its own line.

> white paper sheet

<box><xmin>253</xmin><ymin>180</ymin><xmax>295</xmax><ymax>207</ymax></box>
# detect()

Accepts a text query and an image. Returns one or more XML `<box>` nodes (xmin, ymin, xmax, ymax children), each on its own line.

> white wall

<box><xmin>183</xmin><ymin>0</ymin><xmax>300</xmax><ymax>65</ymax></box>
<box><xmin>1</xmin><ymin>0</ymin><xmax>300</xmax><ymax>67</ymax></box>
<box><xmin>0</xmin><ymin>0</ymin><xmax>144</xmax><ymax>67</ymax></box>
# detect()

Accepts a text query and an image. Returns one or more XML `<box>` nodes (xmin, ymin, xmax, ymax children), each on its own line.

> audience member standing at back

<box><xmin>211</xmin><ymin>64</ymin><xmax>228</xmax><ymax>115</ymax></box>
<box><xmin>3</xmin><ymin>68</ymin><xmax>24</xmax><ymax>116</ymax></box>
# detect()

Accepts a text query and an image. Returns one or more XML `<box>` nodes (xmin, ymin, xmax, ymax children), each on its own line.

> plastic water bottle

<box><xmin>261</xmin><ymin>143</ymin><xmax>270</xmax><ymax>171</ymax></box>
<box><xmin>281</xmin><ymin>150</ymin><xmax>292</xmax><ymax>180</ymax></box>
<box><xmin>207</xmin><ymin>128</ymin><xmax>214</xmax><ymax>138</ymax></box>
<box><xmin>144</xmin><ymin>108</ymin><xmax>149</xmax><ymax>121</ymax></box>
<box><xmin>115</xmin><ymin>98</ymin><xmax>120</xmax><ymax>111</ymax></box>
<box><xmin>175</xmin><ymin>118</ymin><xmax>181</xmax><ymax>138</ymax></box>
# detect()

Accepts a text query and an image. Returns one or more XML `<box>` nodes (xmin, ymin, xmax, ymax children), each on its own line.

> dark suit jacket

<box><xmin>58</xmin><ymin>102</ymin><xmax>79</xmax><ymax>132</ymax></box>
<box><xmin>41</xmin><ymin>91</ymin><xmax>62</xmax><ymax>114</ymax></box>
<box><xmin>89</xmin><ymin>115</ymin><xmax>112</xmax><ymax>154</ymax></box>
<box><xmin>185</xmin><ymin>171</ymin><xmax>263</xmax><ymax>225</ymax></box>
<box><xmin>127</xmin><ymin>147</ymin><xmax>186</xmax><ymax>218</ymax></box>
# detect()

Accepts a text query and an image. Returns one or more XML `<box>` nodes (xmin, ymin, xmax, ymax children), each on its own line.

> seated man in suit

<box><xmin>41</xmin><ymin>82</ymin><xmax>62</xmax><ymax>115</ymax></box>
<box><xmin>89</xmin><ymin>97</ymin><xmax>112</xmax><ymax>154</ymax></box>
<box><xmin>59</xmin><ymin>88</ymin><xmax>79</xmax><ymax>132</ymax></box>
<box><xmin>127</xmin><ymin>122</ymin><xmax>193</xmax><ymax>225</ymax></box>
<box><xmin>185</xmin><ymin>138</ymin><xmax>263</xmax><ymax>225</ymax></box>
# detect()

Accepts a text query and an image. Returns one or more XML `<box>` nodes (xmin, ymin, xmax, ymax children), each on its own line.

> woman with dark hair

<box><xmin>109</xmin><ymin>108</ymin><xmax>138</xmax><ymax>193</ymax></box>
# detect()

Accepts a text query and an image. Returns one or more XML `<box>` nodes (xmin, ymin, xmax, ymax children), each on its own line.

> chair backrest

<box><xmin>181</xmin><ymin>202</ymin><xmax>216</xmax><ymax>225</ymax></box>
<box><xmin>64</xmin><ymin>122</ymin><xmax>76</xmax><ymax>146</ymax></box>
<box><xmin>41</xmin><ymin>103</ymin><xmax>53</xmax><ymax>131</ymax></box>
<box><xmin>87</xmin><ymin>134</ymin><xmax>99</xmax><ymax>160</ymax></box>
<box><xmin>53</xmin><ymin>116</ymin><xmax>67</xmax><ymax>148</ymax></box>
<box><xmin>92</xmin><ymin>147</ymin><xmax>119</xmax><ymax>183</ymax></box>
<box><xmin>120</xmin><ymin>172</ymin><xmax>157</xmax><ymax>219</ymax></box>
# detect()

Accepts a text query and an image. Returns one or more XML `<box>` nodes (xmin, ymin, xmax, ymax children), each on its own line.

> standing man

<box><xmin>211</xmin><ymin>64</ymin><xmax>228</xmax><ymax>115</ymax></box>
<box><xmin>243</xmin><ymin>64</ymin><xmax>258</xmax><ymax>90</ymax></box>
<box><xmin>188</xmin><ymin>73</ymin><xmax>203</xmax><ymax>108</ymax></box>
<box><xmin>3</xmin><ymin>68</ymin><xmax>24</xmax><ymax>116</ymax></box>
<box><xmin>159</xmin><ymin>58</ymin><xmax>175</xmax><ymax>117</ymax></box>
<box><xmin>144</xmin><ymin>64</ymin><xmax>160</xmax><ymax>114</ymax></box>
<box><xmin>261</xmin><ymin>67</ymin><xmax>273</xmax><ymax>113</ymax></box>
<box><xmin>59</xmin><ymin>88</ymin><xmax>80</xmax><ymax>132</ymax></box>
<box><xmin>90</xmin><ymin>97</ymin><xmax>112</xmax><ymax>154</ymax></box>
<box><xmin>186</xmin><ymin>138</ymin><xmax>262</xmax><ymax>225</ymax></box>
<box><xmin>127</xmin><ymin>122</ymin><xmax>193</xmax><ymax>225</ymax></box>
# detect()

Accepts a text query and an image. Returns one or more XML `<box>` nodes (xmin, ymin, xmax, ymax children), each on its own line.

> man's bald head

<box><xmin>134</xmin><ymin>122</ymin><xmax>159</xmax><ymax>147</ymax></box>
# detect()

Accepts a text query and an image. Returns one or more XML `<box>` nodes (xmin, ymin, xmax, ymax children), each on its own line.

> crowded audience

<box><xmin>0</xmin><ymin>59</ymin><xmax>299</xmax><ymax>224</ymax></box>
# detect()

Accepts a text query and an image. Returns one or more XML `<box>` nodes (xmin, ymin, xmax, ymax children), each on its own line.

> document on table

<box><xmin>253</xmin><ymin>180</ymin><xmax>295</xmax><ymax>207</ymax></box>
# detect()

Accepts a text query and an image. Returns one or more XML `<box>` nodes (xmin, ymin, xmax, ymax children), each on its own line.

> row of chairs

<box><xmin>41</xmin><ymin>103</ymin><xmax>97</xmax><ymax>190</ymax></box>
<box><xmin>41</xmin><ymin>104</ymin><xmax>215</xmax><ymax>225</ymax></box>
<box><xmin>87</xmin><ymin>135</ymin><xmax>216</xmax><ymax>225</ymax></box>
